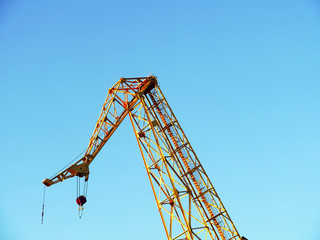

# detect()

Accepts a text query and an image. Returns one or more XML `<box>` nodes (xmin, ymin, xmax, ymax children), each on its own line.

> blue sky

<box><xmin>1</xmin><ymin>1</ymin><xmax>319</xmax><ymax>239</ymax></box>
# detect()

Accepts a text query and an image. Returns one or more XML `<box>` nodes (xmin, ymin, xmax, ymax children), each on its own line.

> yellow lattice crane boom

<box><xmin>43</xmin><ymin>76</ymin><xmax>246</xmax><ymax>240</ymax></box>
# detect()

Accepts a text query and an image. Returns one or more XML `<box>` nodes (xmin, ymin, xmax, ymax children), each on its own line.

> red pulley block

<box><xmin>76</xmin><ymin>195</ymin><xmax>87</xmax><ymax>206</ymax></box>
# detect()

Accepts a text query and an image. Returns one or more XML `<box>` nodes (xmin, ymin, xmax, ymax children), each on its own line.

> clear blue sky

<box><xmin>1</xmin><ymin>1</ymin><xmax>319</xmax><ymax>239</ymax></box>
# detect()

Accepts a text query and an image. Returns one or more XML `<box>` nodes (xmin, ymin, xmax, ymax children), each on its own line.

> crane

<box><xmin>43</xmin><ymin>76</ymin><xmax>246</xmax><ymax>240</ymax></box>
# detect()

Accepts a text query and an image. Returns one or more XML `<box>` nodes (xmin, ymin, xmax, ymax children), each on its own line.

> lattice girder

<box><xmin>43</xmin><ymin>76</ymin><xmax>242</xmax><ymax>240</ymax></box>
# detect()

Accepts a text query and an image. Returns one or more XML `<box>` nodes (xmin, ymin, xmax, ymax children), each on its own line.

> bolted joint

<box><xmin>138</xmin><ymin>131</ymin><xmax>146</xmax><ymax>138</ymax></box>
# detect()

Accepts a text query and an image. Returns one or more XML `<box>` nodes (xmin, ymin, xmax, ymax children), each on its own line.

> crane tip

<box><xmin>42</xmin><ymin>178</ymin><xmax>53</xmax><ymax>187</ymax></box>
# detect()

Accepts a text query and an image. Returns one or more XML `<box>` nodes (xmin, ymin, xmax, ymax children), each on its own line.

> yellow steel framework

<box><xmin>43</xmin><ymin>76</ymin><xmax>244</xmax><ymax>240</ymax></box>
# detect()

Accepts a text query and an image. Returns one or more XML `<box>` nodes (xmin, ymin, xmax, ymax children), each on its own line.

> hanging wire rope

<box><xmin>84</xmin><ymin>180</ymin><xmax>89</xmax><ymax>197</ymax></box>
<box><xmin>41</xmin><ymin>185</ymin><xmax>46</xmax><ymax>224</ymax></box>
<box><xmin>76</xmin><ymin>176</ymin><xmax>79</xmax><ymax>199</ymax></box>
<box><xmin>76</xmin><ymin>176</ymin><xmax>89</xmax><ymax>219</ymax></box>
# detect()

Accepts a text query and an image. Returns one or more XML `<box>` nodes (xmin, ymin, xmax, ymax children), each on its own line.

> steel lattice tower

<box><xmin>43</xmin><ymin>76</ymin><xmax>244</xmax><ymax>240</ymax></box>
